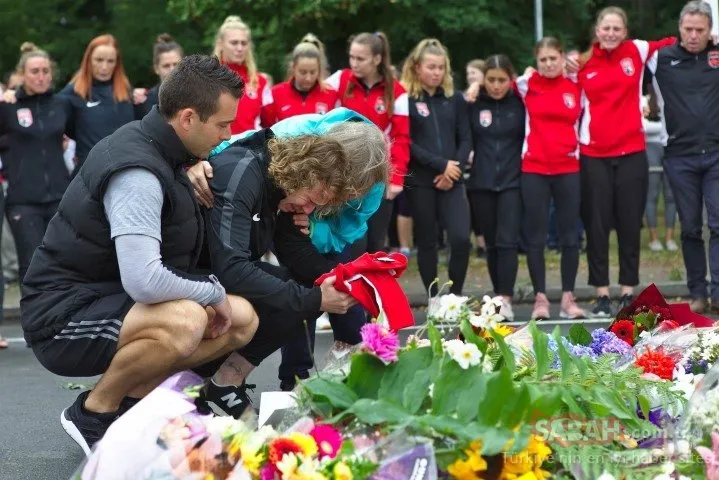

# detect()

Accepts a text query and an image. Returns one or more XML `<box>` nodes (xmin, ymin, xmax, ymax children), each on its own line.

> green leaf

<box><xmin>403</xmin><ymin>357</ymin><xmax>441</xmax><ymax>414</ymax></box>
<box><xmin>530</xmin><ymin>385</ymin><xmax>563</xmax><ymax>419</ymax></box>
<box><xmin>412</xmin><ymin>415</ymin><xmax>470</xmax><ymax>440</ymax></box>
<box><xmin>530</xmin><ymin>322</ymin><xmax>550</xmax><ymax>379</ymax></box>
<box><xmin>427</xmin><ymin>321</ymin><xmax>443</xmax><ymax>357</ymax></box>
<box><xmin>477</xmin><ymin>369</ymin><xmax>513</xmax><ymax>425</ymax></box>
<box><xmin>460</xmin><ymin>317</ymin><xmax>488</xmax><ymax>355</ymax></box>
<box><xmin>302</xmin><ymin>377</ymin><xmax>358</xmax><ymax>409</ymax></box>
<box><xmin>478</xmin><ymin>426</ymin><xmax>515</xmax><ymax>455</ymax></box>
<box><xmin>345</xmin><ymin>353</ymin><xmax>386</xmax><ymax>399</ymax></box>
<box><xmin>569</xmin><ymin>323</ymin><xmax>593</xmax><ymax>346</ymax></box>
<box><xmin>489</xmin><ymin>328</ymin><xmax>515</xmax><ymax>373</ymax></box>
<box><xmin>432</xmin><ymin>361</ymin><xmax>489</xmax><ymax>422</ymax></box>
<box><xmin>500</xmin><ymin>383</ymin><xmax>530</xmax><ymax>428</ymax></box>
<box><xmin>591</xmin><ymin>387</ymin><xmax>635</xmax><ymax>421</ymax></box>
<box><xmin>349</xmin><ymin>399</ymin><xmax>412</xmax><ymax>425</ymax></box>
<box><xmin>638</xmin><ymin>394</ymin><xmax>651</xmax><ymax>421</ymax></box>
<box><xmin>506</xmin><ymin>423</ymin><xmax>532</xmax><ymax>454</ymax></box>
<box><xmin>378</xmin><ymin>347</ymin><xmax>433</xmax><ymax>406</ymax></box>
<box><xmin>560</xmin><ymin>386</ymin><xmax>586</xmax><ymax>415</ymax></box>
<box><xmin>553</xmin><ymin>327</ymin><xmax>573</xmax><ymax>379</ymax></box>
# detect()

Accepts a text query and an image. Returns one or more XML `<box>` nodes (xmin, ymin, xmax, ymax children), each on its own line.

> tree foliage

<box><xmin>0</xmin><ymin>0</ymin><xmax>687</xmax><ymax>90</ymax></box>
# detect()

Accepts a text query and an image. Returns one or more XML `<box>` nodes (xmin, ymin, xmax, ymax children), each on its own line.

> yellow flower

<box><xmin>241</xmin><ymin>448</ymin><xmax>265</xmax><ymax>475</ymax></box>
<box><xmin>448</xmin><ymin>440</ymin><xmax>487</xmax><ymax>479</ymax></box>
<box><xmin>493</xmin><ymin>324</ymin><xmax>513</xmax><ymax>337</ymax></box>
<box><xmin>333</xmin><ymin>462</ymin><xmax>353</xmax><ymax>480</ymax></box>
<box><xmin>277</xmin><ymin>453</ymin><xmax>300</xmax><ymax>478</ymax></box>
<box><xmin>500</xmin><ymin>436</ymin><xmax>551</xmax><ymax>480</ymax></box>
<box><xmin>287</xmin><ymin>432</ymin><xmax>319</xmax><ymax>457</ymax></box>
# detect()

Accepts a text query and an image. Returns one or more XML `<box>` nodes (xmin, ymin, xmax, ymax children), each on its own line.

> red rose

<box><xmin>610</xmin><ymin>320</ymin><xmax>636</xmax><ymax>346</ymax></box>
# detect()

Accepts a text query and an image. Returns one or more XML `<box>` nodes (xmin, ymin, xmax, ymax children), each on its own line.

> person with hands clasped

<box><xmin>325</xmin><ymin>32</ymin><xmax>410</xmax><ymax>253</ymax></box>
<box><xmin>133</xmin><ymin>34</ymin><xmax>184</xmax><ymax>118</ymax></box>
<box><xmin>401</xmin><ymin>38</ymin><xmax>471</xmax><ymax>296</ymax></box>
<box><xmin>20</xmin><ymin>56</ymin><xmax>259</xmax><ymax>456</ymax></box>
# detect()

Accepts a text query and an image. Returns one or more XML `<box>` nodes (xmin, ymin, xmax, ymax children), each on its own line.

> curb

<box><xmin>404</xmin><ymin>281</ymin><xmax>690</xmax><ymax>308</ymax></box>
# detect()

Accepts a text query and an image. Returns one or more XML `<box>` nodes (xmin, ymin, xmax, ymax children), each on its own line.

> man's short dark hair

<box><xmin>159</xmin><ymin>54</ymin><xmax>244</xmax><ymax>122</ymax></box>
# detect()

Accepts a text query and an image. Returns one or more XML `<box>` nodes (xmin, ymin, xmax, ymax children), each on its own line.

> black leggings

<box><xmin>521</xmin><ymin>173</ymin><xmax>581</xmax><ymax>293</ymax></box>
<box><xmin>580</xmin><ymin>152</ymin><xmax>648</xmax><ymax>287</ymax></box>
<box><xmin>469</xmin><ymin>189</ymin><xmax>521</xmax><ymax>296</ymax></box>
<box><xmin>406</xmin><ymin>184</ymin><xmax>471</xmax><ymax>295</ymax></box>
<box><xmin>366</xmin><ymin>198</ymin><xmax>393</xmax><ymax>253</ymax></box>
<box><xmin>8</xmin><ymin>201</ymin><xmax>59</xmax><ymax>285</ymax></box>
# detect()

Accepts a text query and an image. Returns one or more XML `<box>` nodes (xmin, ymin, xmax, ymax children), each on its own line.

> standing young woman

<box><xmin>516</xmin><ymin>37</ymin><xmax>586</xmax><ymax>320</ymax></box>
<box><xmin>464</xmin><ymin>59</ymin><xmax>486</xmax><ymax>258</ymax></box>
<box><xmin>59</xmin><ymin>34</ymin><xmax>135</xmax><ymax>174</ymax></box>
<box><xmin>466</xmin><ymin>55</ymin><xmax>525</xmax><ymax>320</ymax></box>
<box><xmin>326</xmin><ymin>32</ymin><xmax>409</xmax><ymax>253</ymax></box>
<box><xmin>213</xmin><ymin>16</ymin><xmax>273</xmax><ymax>134</ymax></box>
<box><xmin>575</xmin><ymin>7</ymin><xmax>675</xmax><ymax>316</ymax></box>
<box><xmin>401</xmin><ymin>39</ymin><xmax>471</xmax><ymax>296</ymax></box>
<box><xmin>133</xmin><ymin>34</ymin><xmax>184</xmax><ymax>118</ymax></box>
<box><xmin>0</xmin><ymin>44</ymin><xmax>72</xmax><ymax>289</ymax></box>
<box><xmin>261</xmin><ymin>35</ymin><xmax>338</xmax><ymax>125</ymax></box>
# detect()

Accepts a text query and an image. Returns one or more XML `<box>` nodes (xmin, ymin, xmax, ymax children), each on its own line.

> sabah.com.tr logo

<box><xmin>532</xmin><ymin>414</ymin><xmax>657</xmax><ymax>447</ymax></box>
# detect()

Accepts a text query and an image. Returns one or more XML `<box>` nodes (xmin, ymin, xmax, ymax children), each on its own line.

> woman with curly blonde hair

<box><xmin>187</xmin><ymin>108</ymin><xmax>388</xmax><ymax>413</ymax></box>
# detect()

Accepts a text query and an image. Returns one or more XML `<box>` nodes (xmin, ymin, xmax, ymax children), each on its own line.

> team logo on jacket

<box><xmin>479</xmin><ymin>110</ymin><xmax>492</xmax><ymax>127</ymax></box>
<box><xmin>708</xmin><ymin>51</ymin><xmax>719</xmax><ymax>68</ymax></box>
<box><xmin>620</xmin><ymin>57</ymin><xmax>635</xmax><ymax>76</ymax></box>
<box><xmin>374</xmin><ymin>97</ymin><xmax>386</xmax><ymax>114</ymax></box>
<box><xmin>563</xmin><ymin>93</ymin><xmax>576</xmax><ymax>109</ymax></box>
<box><xmin>315</xmin><ymin>102</ymin><xmax>328</xmax><ymax>114</ymax></box>
<box><xmin>16</xmin><ymin>108</ymin><xmax>33</xmax><ymax>127</ymax></box>
<box><xmin>415</xmin><ymin>102</ymin><xmax>430</xmax><ymax>117</ymax></box>
<box><xmin>245</xmin><ymin>88</ymin><xmax>257</xmax><ymax>99</ymax></box>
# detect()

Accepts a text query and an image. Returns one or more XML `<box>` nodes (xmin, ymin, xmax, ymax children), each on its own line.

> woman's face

<box><xmin>484</xmin><ymin>67</ymin><xmax>511</xmax><ymax>100</ymax></box>
<box><xmin>349</xmin><ymin>42</ymin><xmax>380</xmax><ymax>80</ymax></box>
<box><xmin>155</xmin><ymin>50</ymin><xmax>182</xmax><ymax>81</ymax></box>
<box><xmin>91</xmin><ymin>45</ymin><xmax>117</xmax><ymax>82</ymax></box>
<box><xmin>416</xmin><ymin>53</ymin><xmax>445</xmax><ymax>90</ymax></box>
<box><xmin>466</xmin><ymin>66</ymin><xmax>483</xmax><ymax>86</ymax></box>
<box><xmin>219</xmin><ymin>28</ymin><xmax>250</xmax><ymax>64</ymax></box>
<box><xmin>23</xmin><ymin>57</ymin><xmax>52</xmax><ymax>95</ymax></box>
<box><xmin>278</xmin><ymin>185</ymin><xmax>333</xmax><ymax>214</ymax></box>
<box><xmin>292</xmin><ymin>57</ymin><xmax>320</xmax><ymax>92</ymax></box>
<box><xmin>595</xmin><ymin>13</ymin><xmax>627</xmax><ymax>51</ymax></box>
<box><xmin>536</xmin><ymin>47</ymin><xmax>564</xmax><ymax>79</ymax></box>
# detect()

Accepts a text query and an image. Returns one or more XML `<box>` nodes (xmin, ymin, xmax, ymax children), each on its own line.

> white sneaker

<box><xmin>666</xmin><ymin>239</ymin><xmax>679</xmax><ymax>252</ymax></box>
<box><xmin>316</xmin><ymin>312</ymin><xmax>332</xmax><ymax>330</ymax></box>
<box><xmin>648</xmin><ymin>240</ymin><xmax>664</xmax><ymax>252</ymax></box>
<box><xmin>499</xmin><ymin>298</ymin><xmax>514</xmax><ymax>322</ymax></box>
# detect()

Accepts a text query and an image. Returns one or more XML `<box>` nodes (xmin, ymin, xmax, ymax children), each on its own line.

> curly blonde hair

<box><xmin>267</xmin><ymin>135</ymin><xmax>349</xmax><ymax>208</ymax></box>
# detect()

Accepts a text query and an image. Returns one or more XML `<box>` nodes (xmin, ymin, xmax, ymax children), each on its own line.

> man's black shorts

<box><xmin>33</xmin><ymin>292</ymin><xmax>135</xmax><ymax>377</ymax></box>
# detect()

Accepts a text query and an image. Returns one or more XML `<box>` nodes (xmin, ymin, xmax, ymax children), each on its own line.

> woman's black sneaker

<box><xmin>60</xmin><ymin>390</ymin><xmax>118</xmax><ymax>457</ymax></box>
<box><xmin>591</xmin><ymin>295</ymin><xmax>613</xmax><ymax>318</ymax></box>
<box><xmin>619</xmin><ymin>294</ymin><xmax>634</xmax><ymax>312</ymax></box>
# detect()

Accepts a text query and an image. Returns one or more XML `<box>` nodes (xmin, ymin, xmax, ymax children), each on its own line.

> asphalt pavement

<box><xmin>0</xmin><ymin>305</ymin><xmax>609</xmax><ymax>480</ymax></box>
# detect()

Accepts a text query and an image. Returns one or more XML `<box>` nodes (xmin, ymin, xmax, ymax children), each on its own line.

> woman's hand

<box><xmin>444</xmin><ymin>160</ymin><xmax>462</xmax><ymax>181</ymax></box>
<box><xmin>132</xmin><ymin>88</ymin><xmax>148</xmax><ymax>105</ymax></box>
<box><xmin>386</xmin><ymin>184</ymin><xmax>404</xmax><ymax>200</ymax></box>
<box><xmin>293</xmin><ymin>213</ymin><xmax>310</xmax><ymax>235</ymax></box>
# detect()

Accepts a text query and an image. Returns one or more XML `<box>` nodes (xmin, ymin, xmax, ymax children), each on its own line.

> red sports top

<box><xmin>224</xmin><ymin>63</ymin><xmax>273</xmax><ymax>134</ymax></box>
<box><xmin>577</xmin><ymin>37</ymin><xmax>675</xmax><ymax>158</ymax></box>
<box><xmin>326</xmin><ymin>69</ymin><xmax>410</xmax><ymax>186</ymax></box>
<box><xmin>515</xmin><ymin>71</ymin><xmax>581</xmax><ymax>175</ymax></box>
<box><xmin>261</xmin><ymin>80</ymin><xmax>339</xmax><ymax>126</ymax></box>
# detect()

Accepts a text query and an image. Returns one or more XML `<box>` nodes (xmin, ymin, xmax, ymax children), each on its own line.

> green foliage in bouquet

<box><xmin>296</xmin><ymin>317</ymin><xmax>682</xmax><ymax>473</ymax></box>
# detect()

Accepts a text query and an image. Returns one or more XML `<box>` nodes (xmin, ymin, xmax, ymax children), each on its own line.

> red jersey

<box><xmin>326</xmin><ymin>69</ymin><xmax>409</xmax><ymax>186</ymax></box>
<box><xmin>224</xmin><ymin>63</ymin><xmax>273</xmax><ymax>134</ymax></box>
<box><xmin>578</xmin><ymin>37</ymin><xmax>675</xmax><ymax>158</ymax></box>
<box><xmin>261</xmin><ymin>80</ymin><xmax>339</xmax><ymax>126</ymax></box>
<box><xmin>515</xmin><ymin>72</ymin><xmax>581</xmax><ymax>175</ymax></box>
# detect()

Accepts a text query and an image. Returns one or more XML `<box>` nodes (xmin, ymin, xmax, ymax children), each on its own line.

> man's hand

<box><xmin>132</xmin><ymin>88</ymin><xmax>148</xmax><ymax>105</ymax></box>
<box><xmin>444</xmin><ymin>160</ymin><xmax>462</xmax><ymax>181</ymax></box>
<box><xmin>188</xmin><ymin>160</ymin><xmax>214</xmax><ymax>208</ymax></box>
<box><xmin>207</xmin><ymin>296</ymin><xmax>233</xmax><ymax>338</ymax></box>
<box><xmin>385</xmin><ymin>184</ymin><xmax>404</xmax><ymax>200</ymax></box>
<box><xmin>293</xmin><ymin>213</ymin><xmax>310</xmax><ymax>235</ymax></box>
<box><xmin>319</xmin><ymin>276</ymin><xmax>356</xmax><ymax>314</ymax></box>
<box><xmin>565</xmin><ymin>55</ymin><xmax>580</xmax><ymax>74</ymax></box>
<box><xmin>433</xmin><ymin>174</ymin><xmax>454</xmax><ymax>191</ymax></box>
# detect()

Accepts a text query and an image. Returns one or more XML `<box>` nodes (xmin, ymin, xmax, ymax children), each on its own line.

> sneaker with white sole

<box><xmin>666</xmin><ymin>239</ymin><xmax>679</xmax><ymax>252</ymax></box>
<box><xmin>60</xmin><ymin>390</ymin><xmax>117</xmax><ymax>457</ymax></box>
<box><xmin>648</xmin><ymin>240</ymin><xmax>664</xmax><ymax>252</ymax></box>
<box><xmin>531</xmin><ymin>293</ymin><xmax>550</xmax><ymax>320</ymax></box>
<box><xmin>591</xmin><ymin>295</ymin><xmax>612</xmax><ymax>318</ymax></box>
<box><xmin>560</xmin><ymin>292</ymin><xmax>586</xmax><ymax>319</ymax></box>
<box><xmin>499</xmin><ymin>298</ymin><xmax>514</xmax><ymax>322</ymax></box>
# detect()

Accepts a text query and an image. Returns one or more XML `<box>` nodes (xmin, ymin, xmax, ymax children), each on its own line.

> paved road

<box><xmin>0</xmin><ymin>305</ymin><xmax>610</xmax><ymax>480</ymax></box>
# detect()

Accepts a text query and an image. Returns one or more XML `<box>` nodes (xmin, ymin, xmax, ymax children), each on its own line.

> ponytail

<box><xmin>348</xmin><ymin>31</ymin><xmax>396</xmax><ymax>115</ymax></box>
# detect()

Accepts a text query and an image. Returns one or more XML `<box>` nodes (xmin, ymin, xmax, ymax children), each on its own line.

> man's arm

<box><xmin>103</xmin><ymin>169</ymin><xmax>225</xmax><ymax>306</ymax></box>
<box><xmin>206</xmin><ymin>154</ymin><xmax>322</xmax><ymax>315</ymax></box>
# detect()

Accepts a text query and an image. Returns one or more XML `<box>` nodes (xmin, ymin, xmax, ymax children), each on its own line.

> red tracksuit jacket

<box><xmin>261</xmin><ymin>80</ymin><xmax>339</xmax><ymax>126</ymax></box>
<box><xmin>224</xmin><ymin>63</ymin><xmax>273</xmax><ymax>134</ymax></box>
<box><xmin>577</xmin><ymin>37</ymin><xmax>675</xmax><ymax>158</ymax></box>
<box><xmin>515</xmin><ymin>71</ymin><xmax>581</xmax><ymax>175</ymax></box>
<box><xmin>326</xmin><ymin>69</ymin><xmax>410</xmax><ymax>187</ymax></box>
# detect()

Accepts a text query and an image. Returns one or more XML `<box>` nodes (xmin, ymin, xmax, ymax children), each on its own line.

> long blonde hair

<box><xmin>286</xmin><ymin>34</ymin><xmax>329</xmax><ymax>87</ymax></box>
<box><xmin>213</xmin><ymin>15</ymin><xmax>259</xmax><ymax>89</ymax></box>
<box><xmin>401</xmin><ymin>38</ymin><xmax>454</xmax><ymax>99</ymax></box>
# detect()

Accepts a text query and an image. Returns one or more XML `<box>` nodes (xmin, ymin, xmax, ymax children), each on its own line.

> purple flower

<box><xmin>589</xmin><ymin>328</ymin><xmax>632</xmax><ymax>358</ymax></box>
<box><xmin>360</xmin><ymin>323</ymin><xmax>399</xmax><ymax>364</ymax></box>
<box><xmin>685</xmin><ymin>358</ymin><xmax>709</xmax><ymax>374</ymax></box>
<box><xmin>548</xmin><ymin>337</ymin><xmax>597</xmax><ymax>368</ymax></box>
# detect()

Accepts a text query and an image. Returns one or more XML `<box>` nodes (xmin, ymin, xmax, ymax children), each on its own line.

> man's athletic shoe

<box><xmin>195</xmin><ymin>380</ymin><xmax>255</xmax><ymax>418</ymax></box>
<box><xmin>117</xmin><ymin>396</ymin><xmax>142</xmax><ymax>417</ymax></box>
<box><xmin>60</xmin><ymin>390</ymin><xmax>117</xmax><ymax>457</ymax></box>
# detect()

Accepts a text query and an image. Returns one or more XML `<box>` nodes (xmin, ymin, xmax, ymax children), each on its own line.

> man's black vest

<box><xmin>21</xmin><ymin>107</ymin><xmax>203</xmax><ymax>343</ymax></box>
